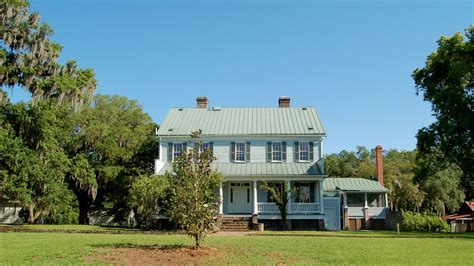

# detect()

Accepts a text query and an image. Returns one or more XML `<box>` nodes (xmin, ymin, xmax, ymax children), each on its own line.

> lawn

<box><xmin>0</xmin><ymin>227</ymin><xmax>472</xmax><ymax>265</ymax></box>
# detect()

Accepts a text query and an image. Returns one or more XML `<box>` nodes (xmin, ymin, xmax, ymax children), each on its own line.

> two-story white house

<box><xmin>155</xmin><ymin>97</ymin><xmax>327</xmax><ymax>230</ymax></box>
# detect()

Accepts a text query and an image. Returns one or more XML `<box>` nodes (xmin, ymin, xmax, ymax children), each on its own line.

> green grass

<box><xmin>257</xmin><ymin>230</ymin><xmax>474</xmax><ymax>239</ymax></box>
<box><xmin>0</xmin><ymin>229</ymin><xmax>472</xmax><ymax>265</ymax></box>
<box><xmin>0</xmin><ymin>224</ymin><xmax>136</xmax><ymax>231</ymax></box>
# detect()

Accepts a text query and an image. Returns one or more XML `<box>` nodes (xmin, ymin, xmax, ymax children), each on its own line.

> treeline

<box><xmin>0</xmin><ymin>1</ymin><xmax>157</xmax><ymax>225</ymax></box>
<box><xmin>325</xmin><ymin>147</ymin><xmax>466</xmax><ymax>216</ymax></box>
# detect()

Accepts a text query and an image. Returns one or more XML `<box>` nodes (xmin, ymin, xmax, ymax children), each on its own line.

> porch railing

<box><xmin>290</xmin><ymin>203</ymin><xmax>320</xmax><ymax>213</ymax></box>
<box><xmin>257</xmin><ymin>202</ymin><xmax>321</xmax><ymax>214</ymax></box>
<box><xmin>257</xmin><ymin>203</ymin><xmax>279</xmax><ymax>213</ymax></box>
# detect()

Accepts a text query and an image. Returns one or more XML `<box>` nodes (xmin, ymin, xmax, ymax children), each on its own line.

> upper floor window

<box><xmin>235</xmin><ymin>142</ymin><xmax>246</xmax><ymax>162</ymax></box>
<box><xmin>173</xmin><ymin>143</ymin><xmax>184</xmax><ymax>160</ymax></box>
<box><xmin>272</xmin><ymin>142</ymin><xmax>282</xmax><ymax>161</ymax></box>
<box><xmin>267</xmin><ymin>141</ymin><xmax>286</xmax><ymax>162</ymax></box>
<box><xmin>299</xmin><ymin>142</ymin><xmax>310</xmax><ymax>161</ymax></box>
<box><xmin>231</xmin><ymin>142</ymin><xmax>250</xmax><ymax>162</ymax></box>
<box><xmin>295</xmin><ymin>141</ymin><xmax>313</xmax><ymax>162</ymax></box>
<box><xmin>167</xmin><ymin>142</ymin><xmax>187</xmax><ymax>162</ymax></box>
<box><xmin>198</xmin><ymin>142</ymin><xmax>213</xmax><ymax>156</ymax></box>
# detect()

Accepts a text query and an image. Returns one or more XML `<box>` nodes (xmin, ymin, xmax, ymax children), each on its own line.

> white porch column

<box><xmin>253</xmin><ymin>180</ymin><xmax>258</xmax><ymax>215</ymax></box>
<box><xmin>219</xmin><ymin>182</ymin><xmax>223</xmax><ymax>215</ymax></box>
<box><xmin>319</xmin><ymin>180</ymin><xmax>324</xmax><ymax>213</ymax></box>
<box><xmin>287</xmin><ymin>180</ymin><xmax>291</xmax><ymax>214</ymax></box>
<box><xmin>364</xmin><ymin>193</ymin><xmax>368</xmax><ymax>208</ymax></box>
<box><xmin>385</xmin><ymin>193</ymin><xmax>389</xmax><ymax>208</ymax></box>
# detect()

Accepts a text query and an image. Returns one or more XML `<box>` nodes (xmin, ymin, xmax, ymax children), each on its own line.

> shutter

<box><xmin>294</xmin><ymin>142</ymin><xmax>299</xmax><ymax>162</ymax></box>
<box><xmin>309</xmin><ymin>142</ymin><xmax>314</xmax><ymax>161</ymax></box>
<box><xmin>209</xmin><ymin>142</ymin><xmax>214</xmax><ymax>156</ymax></box>
<box><xmin>183</xmin><ymin>142</ymin><xmax>187</xmax><ymax>153</ymax></box>
<box><xmin>245</xmin><ymin>142</ymin><xmax>251</xmax><ymax>162</ymax></box>
<box><xmin>168</xmin><ymin>142</ymin><xmax>173</xmax><ymax>162</ymax></box>
<box><xmin>310</xmin><ymin>182</ymin><xmax>315</xmax><ymax>203</ymax></box>
<box><xmin>282</xmin><ymin>142</ymin><xmax>287</xmax><ymax>162</ymax></box>
<box><xmin>230</xmin><ymin>142</ymin><xmax>236</xmax><ymax>162</ymax></box>
<box><xmin>267</xmin><ymin>142</ymin><xmax>272</xmax><ymax>162</ymax></box>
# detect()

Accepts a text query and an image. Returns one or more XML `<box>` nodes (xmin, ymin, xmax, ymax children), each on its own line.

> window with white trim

<box><xmin>235</xmin><ymin>142</ymin><xmax>245</xmax><ymax>162</ymax></box>
<box><xmin>173</xmin><ymin>143</ymin><xmax>184</xmax><ymax>160</ymax></box>
<box><xmin>299</xmin><ymin>141</ymin><xmax>310</xmax><ymax>161</ymax></box>
<box><xmin>198</xmin><ymin>143</ymin><xmax>210</xmax><ymax>154</ymax></box>
<box><xmin>272</xmin><ymin>142</ymin><xmax>283</xmax><ymax>161</ymax></box>
<box><xmin>295</xmin><ymin>182</ymin><xmax>311</xmax><ymax>203</ymax></box>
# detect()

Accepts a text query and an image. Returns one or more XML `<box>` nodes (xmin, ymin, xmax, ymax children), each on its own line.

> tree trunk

<box><xmin>78</xmin><ymin>192</ymin><xmax>91</xmax><ymax>224</ymax></box>
<box><xmin>27</xmin><ymin>206</ymin><xmax>35</xmax><ymax>224</ymax></box>
<box><xmin>27</xmin><ymin>206</ymin><xmax>43</xmax><ymax>224</ymax></box>
<box><xmin>194</xmin><ymin>235</ymin><xmax>200</xmax><ymax>250</ymax></box>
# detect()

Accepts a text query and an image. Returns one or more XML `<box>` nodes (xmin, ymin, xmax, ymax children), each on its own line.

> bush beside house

<box><xmin>402</xmin><ymin>211</ymin><xmax>450</xmax><ymax>232</ymax></box>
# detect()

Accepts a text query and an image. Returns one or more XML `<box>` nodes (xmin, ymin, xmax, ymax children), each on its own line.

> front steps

<box><xmin>220</xmin><ymin>216</ymin><xmax>251</xmax><ymax>231</ymax></box>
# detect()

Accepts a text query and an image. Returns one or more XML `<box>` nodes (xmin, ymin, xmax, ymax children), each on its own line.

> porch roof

<box><xmin>157</xmin><ymin>162</ymin><xmax>323</xmax><ymax>176</ymax></box>
<box><xmin>323</xmin><ymin>178</ymin><xmax>389</xmax><ymax>192</ymax></box>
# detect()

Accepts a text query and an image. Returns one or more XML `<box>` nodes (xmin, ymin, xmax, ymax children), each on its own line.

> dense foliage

<box><xmin>260</xmin><ymin>181</ymin><xmax>294</xmax><ymax>230</ymax></box>
<box><xmin>325</xmin><ymin>147</ymin><xmax>465</xmax><ymax>215</ymax></box>
<box><xmin>129</xmin><ymin>175</ymin><xmax>168</xmax><ymax>229</ymax></box>
<box><xmin>402</xmin><ymin>211</ymin><xmax>450</xmax><ymax>232</ymax></box>
<box><xmin>413</xmin><ymin>26</ymin><xmax>474</xmax><ymax>198</ymax></box>
<box><xmin>69</xmin><ymin>94</ymin><xmax>157</xmax><ymax>224</ymax></box>
<box><xmin>165</xmin><ymin>132</ymin><xmax>223</xmax><ymax>248</ymax></box>
<box><xmin>0</xmin><ymin>102</ymin><xmax>73</xmax><ymax>223</ymax></box>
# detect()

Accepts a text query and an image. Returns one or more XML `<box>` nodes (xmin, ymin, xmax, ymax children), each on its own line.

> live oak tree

<box><xmin>415</xmin><ymin>151</ymin><xmax>465</xmax><ymax>215</ymax></box>
<box><xmin>69</xmin><ymin>94</ymin><xmax>157</xmax><ymax>224</ymax></box>
<box><xmin>165</xmin><ymin>131</ymin><xmax>223</xmax><ymax>249</ymax></box>
<box><xmin>0</xmin><ymin>0</ymin><xmax>96</xmax><ymax>110</ymax></box>
<box><xmin>0</xmin><ymin>102</ymin><xmax>72</xmax><ymax>223</ymax></box>
<box><xmin>413</xmin><ymin>25</ymin><xmax>474</xmax><ymax>198</ymax></box>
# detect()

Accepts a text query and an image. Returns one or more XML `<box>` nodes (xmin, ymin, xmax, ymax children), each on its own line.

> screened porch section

<box><xmin>219</xmin><ymin>180</ymin><xmax>323</xmax><ymax>215</ymax></box>
<box><xmin>344</xmin><ymin>192</ymin><xmax>388</xmax><ymax>218</ymax></box>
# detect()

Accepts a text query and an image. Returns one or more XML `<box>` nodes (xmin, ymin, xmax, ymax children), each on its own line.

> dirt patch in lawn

<box><xmin>86</xmin><ymin>245</ymin><xmax>222</xmax><ymax>265</ymax></box>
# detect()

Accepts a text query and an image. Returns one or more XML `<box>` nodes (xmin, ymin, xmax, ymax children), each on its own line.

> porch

<box><xmin>218</xmin><ymin>179</ymin><xmax>324</xmax><ymax>217</ymax></box>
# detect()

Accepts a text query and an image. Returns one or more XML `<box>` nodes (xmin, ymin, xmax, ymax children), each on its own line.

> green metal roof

<box><xmin>157</xmin><ymin>107</ymin><xmax>325</xmax><ymax>136</ymax></box>
<box><xmin>323</xmin><ymin>178</ymin><xmax>389</xmax><ymax>192</ymax></box>
<box><xmin>157</xmin><ymin>162</ymin><xmax>323</xmax><ymax>176</ymax></box>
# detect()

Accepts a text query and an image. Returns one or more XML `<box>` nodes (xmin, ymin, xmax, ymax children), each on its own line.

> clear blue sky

<box><xmin>11</xmin><ymin>0</ymin><xmax>472</xmax><ymax>154</ymax></box>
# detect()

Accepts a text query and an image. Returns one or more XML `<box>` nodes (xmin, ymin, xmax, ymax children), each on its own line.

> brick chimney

<box><xmin>278</xmin><ymin>97</ymin><xmax>290</xmax><ymax>108</ymax></box>
<box><xmin>375</xmin><ymin>145</ymin><xmax>384</xmax><ymax>186</ymax></box>
<box><xmin>196</xmin><ymin>97</ymin><xmax>208</xmax><ymax>108</ymax></box>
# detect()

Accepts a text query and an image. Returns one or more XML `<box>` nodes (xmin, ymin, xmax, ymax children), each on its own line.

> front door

<box><xmin>229</xmin><ymin>182</ymin><xmax>251</xmax><ymax>213</ymax></box>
